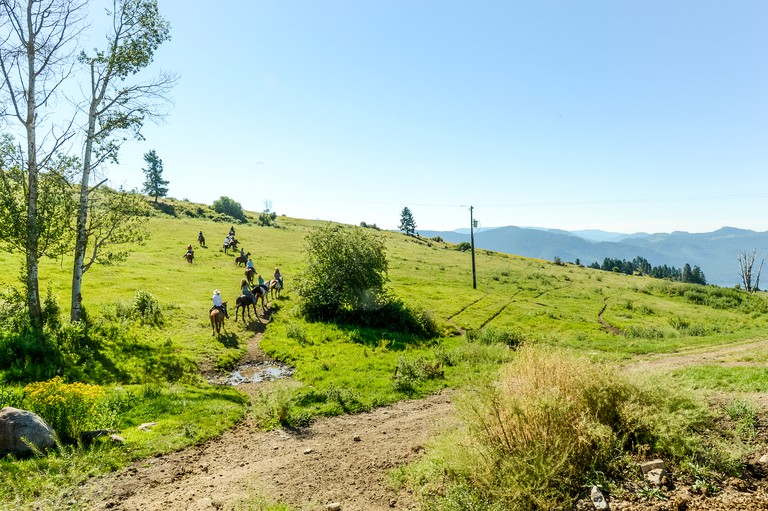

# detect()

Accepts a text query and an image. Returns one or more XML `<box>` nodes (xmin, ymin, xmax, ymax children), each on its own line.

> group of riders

<box><xmin>202</xmin><ymin>226</ymin><xmax>283</xmax><ymax>320</ymax></box>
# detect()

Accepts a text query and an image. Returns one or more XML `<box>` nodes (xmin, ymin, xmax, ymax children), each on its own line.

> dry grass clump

<box><xmin>401</xmin><ymin>345</ymin><xmax>720</xmax><ymax>511</ymax></box>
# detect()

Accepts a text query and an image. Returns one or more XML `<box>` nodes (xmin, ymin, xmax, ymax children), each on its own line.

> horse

<box><xmin>235</xmin><ymin>293</ymin><xmax>257</xmax><ymax>322</ymax></box>
<box><xmin>234</xmin><ymin>286</ymin><xmax>268</xmax><ymax>322</ymax></box>
<box><xmin>269</xmin><ymin>278</ymin><xmax>283</xmax><ymax>299</ymax></box>
<box><xmin>234</xmin><ymin>251</ymin><xmax>251</xmax><ymax>266</ymax></box>
<box><xmin>210</xmin><ymin>302</ymin><xmax>227</xmax><ymax>336</ymax></box>
<box><xmin>183</xmin><ymin>251</ymin><xmax>194</xmax><ymax>263</ymax></box>
<box><xmin>224</xmin><ymin>238</ymin><xmax>239</xmax><ymax>254</ymax></box>
<box><xmin>244</xmin><ymin>267</ymin><xmax>255</xmax><ymax>285</ymax></box>
<box><xmin>198</xmin><ymin>232</ymin><xmax>206</xmax><ymax>247</ymax></box>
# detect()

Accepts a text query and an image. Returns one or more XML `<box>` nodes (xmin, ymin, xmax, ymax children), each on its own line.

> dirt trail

<box><xmin>83</xmin><ymin>333</ymin><xmax>768</xmax><ymax>511</ymax></box>
<box><xmin>84</xmin><ymin>330</ymin><xmax>456</xmax><ymax>511</ymax></box>
<box><xmin>624</xmin><ymin>337</ymin><xmax>768</xmax><ymax>373</ymax></box>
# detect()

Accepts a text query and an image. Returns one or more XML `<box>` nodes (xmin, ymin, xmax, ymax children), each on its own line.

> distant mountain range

<box><xmin>419</xmin><ymin>226</ymin><xmax>768</xmax><ymax>287</ymax></box>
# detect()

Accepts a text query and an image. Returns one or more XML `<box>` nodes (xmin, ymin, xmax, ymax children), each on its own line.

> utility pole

<box><xmin>470</xmin><ymin>206</ymin><xmax>477</xmax><ymax>289</ymax></box>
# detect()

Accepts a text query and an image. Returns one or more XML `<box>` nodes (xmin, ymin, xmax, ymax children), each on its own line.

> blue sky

<box><xmin>100</xmin><ymin>1</ymin><xmax>768</xmax><ymax>234</ymax></box>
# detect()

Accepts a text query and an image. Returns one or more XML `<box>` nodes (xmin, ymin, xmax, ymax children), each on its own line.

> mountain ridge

<box><xmin>419</xmin><ymin>226</ymin><xmax>768</xmax><ymax>287</ymax></box>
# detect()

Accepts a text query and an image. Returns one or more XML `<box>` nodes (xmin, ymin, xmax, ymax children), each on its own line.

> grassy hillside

<box><xmin>2</xmin><ymin>198</ymin><xmax>768</xmax><ymax>510</ymax></box>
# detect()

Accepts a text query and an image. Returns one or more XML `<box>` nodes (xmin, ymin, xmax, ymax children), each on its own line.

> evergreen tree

<box><xmin>142</xmin><ymin>150</ymin><xmax>169</xmax><ymax>204</ymax></box>
<box><xmin>398</xmin><ymin>207</ymin><xmax>417</xmax><ymax>236</ymax></box>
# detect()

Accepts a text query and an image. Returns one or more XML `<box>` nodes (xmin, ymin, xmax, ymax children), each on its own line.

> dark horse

<box><xmin>198</xmin><ymin>232</ymin><xmax>206</xmax><ymax>247</ymax></box>
<box><xmin>183</xmin><ymin>251</ymin><xmax>194</xmax><ymax>263</ymax></box>
<box><xmin>235</xmin><ymin>286</ymin><xmax>268</xmax><ymax>322</ymax></box>
<box><xmin>234</xmin><ymin>251</ymin><xmax>251</xmax><ymax>266</ymax></box>
<box><xmin>244</xmin><ymin>267</ymin><xmax>255</xmax><ymax>285</ymax></box>
<box><xmin>210</xmin><ymin>301</ymin><xmax>227</xmax><ymax>336</ymax></box>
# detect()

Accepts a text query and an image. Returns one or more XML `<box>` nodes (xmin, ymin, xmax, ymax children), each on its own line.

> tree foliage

<box><xmin>399</xmin><ymin>206</ymin><xmax>417</xmax><ymax>236</ymax></box>
<box><xmin>71</xmin><ymin>0</ymin><xmax>175</xmax><ymax>321</ymax></box>
<box><xmin>295</xmin><ymin>225</ymin><xmax>388</xmax><ymax>319</ymax></box>
<box><xmin>0</xmin><ymin>0</ymin><xmax>88</xmax><ymax>327</ymax></box>
<box><xmin>0</xmin><ymin>135</ymin><xmax>77</xmax><ymax>260</ymax></box>
<box><xmin>588</xmin><ymin>255</ymin><xmax>706</xmax><ymax>285</ymax></box>
<box><xmin>79</xmin><ymin>187</ymin><xmax>149</xmax><ymax>273</ymax></box>
<box><xmin>212</xmin><ymin>196</ymin><xmax>246</xmax><ymax>222</ymax></box>
<box><xmin>142</xmin><ymin>149</ymin><xmax>169</xmax><ymax>203</ymax></box>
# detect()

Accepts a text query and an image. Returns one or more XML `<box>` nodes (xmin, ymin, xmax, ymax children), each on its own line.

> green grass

<box><xmin>2</xmin><ymin>197</ymin><xmax>768</xmax><ymax>508</ymax></box>
<box><xmin>668</xmin><ymin>365</ymin><xmax>768</xmax><ymax>392</ymax></box>
<box><xmin>0</xmin><ymin>382</ymin><xmax>245</xmax><ymax>510</ymax></box>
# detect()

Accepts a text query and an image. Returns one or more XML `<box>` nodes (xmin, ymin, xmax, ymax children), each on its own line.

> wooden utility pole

<box><xmin>470</xmin><ymin>206</ymin><xmax>477</xmax><ymax>289</ymax></box>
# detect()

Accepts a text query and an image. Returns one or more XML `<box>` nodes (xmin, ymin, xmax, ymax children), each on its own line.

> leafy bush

<box><xmin>131</xmin><ymin>290</ymin><xmax>163</xmax><ymax>326</ymax></box>
<box><xmin>455</xmin><ymin>242</ymin><xmax>471</xmax><ymax>252</ymax></box>
<box><xmin>0</xmin><ymin>384</ymin><xmax>24</xmax><ymax>408</ymax></box>
<box><xmin>392</xmin><ymin>356</ymin><xmax>444</xmax><ymax>393</ymax></box>
<box><xmin>296</xmin><ymin>225</ymin><xmax>388</xmax><ymax>320</ymax></box>
<box><xmin>24</xmin><ymin>376</ymin><xmax>108</xmax><ymax>443</ymax></box>
<box><xmin>212</xmin><ymin>196</ymin><xmax>246</xmax><ymax>222</ymax></box>
<box><xmin>258</xmin><ymin>211</ymin><xmax>278</xmax><ymax>227</ymax></box>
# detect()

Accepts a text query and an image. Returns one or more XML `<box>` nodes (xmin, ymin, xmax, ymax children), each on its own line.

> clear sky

<box><xmin>98</xmin><ymin>0</ymin><xmax>767</xmax><ymax>234</ymax></box>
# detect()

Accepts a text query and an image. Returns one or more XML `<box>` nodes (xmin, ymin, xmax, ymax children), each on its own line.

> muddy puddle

<box><xmin>207</xmin><ymin>361</ymin><xmax>294</xmax><ymax>386</ymax></box>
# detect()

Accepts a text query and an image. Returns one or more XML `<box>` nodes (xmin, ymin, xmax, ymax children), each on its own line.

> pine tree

<box><xmin>398</xmin><ymin>207</ymin><xmax>416</xmax><ymax>236</ymax></box>
<box><xmin>142</xmin><ymin>150</ymin><xmax>169</xmax><ymax>204</ymax></box>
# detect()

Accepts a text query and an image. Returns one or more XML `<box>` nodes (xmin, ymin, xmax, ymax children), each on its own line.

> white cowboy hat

<box><xmin>213</xmin><ymin>289</ymin><xmax>220</xmax><ymax>295</ymax></box>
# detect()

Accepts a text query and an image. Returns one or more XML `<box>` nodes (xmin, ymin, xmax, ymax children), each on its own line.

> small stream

<box><xmin>207</xmin><ymin>361</ymin><xmax>294</xmax><ymax>386</ymax></box>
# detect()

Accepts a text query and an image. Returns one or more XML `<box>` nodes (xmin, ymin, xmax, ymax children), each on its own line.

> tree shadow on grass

<box><xmin>216</xmin><ymin>332</ymin><xmax>239</xmax><ymax>348</ymax></box>
<box><xmin>335</xmin><ymin>323</ymin><xmax>432</xmax><ymax>351</ymax></box>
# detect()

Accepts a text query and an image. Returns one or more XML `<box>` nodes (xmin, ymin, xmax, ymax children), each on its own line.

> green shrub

<box><xmin>455</xmin><ymin>242</ymin><xmax>471</xmax><ymax>252</ymax></box>
<box><xmin>131</xmin><ymin>290</ymin><xmax>163</xmax><ymax>326</ymax></box>
<box><xmin>285</xmin><ymin>322</ymin><xmax>310</xmax><ymax>346</ymax></box>
<box><xmin>258</xmin><ymin>211</ymin><xmax>278</xmax><ymax>227</ymax></box>
<box><xmin>0</xmin><ymin>327</ymin><xmax>63</xmax><ymax>383</ymax></box>
<box><xmin>392</xmin><ymin>356</ymin><xmax>443</xmax><ymax>393</ymax></box>
<box><xmin>0</xmin><ymin>384</ymin><xmax>24</xmax><ymax>408</ymax></box>
<box><xmin>466</xmin><ymin>327</ymin><xmax>526</xmax><ymax>348</ymax></box>
<box><xmin>296</xmin><ymin>225</ymin><xmax>388</xmax><ymax>320</ymax></box>
<box><xmin>212</xmin><ymin>196</ymin><xmax>246</xmax><ymax>222</ymax></box>
<box><xmin>723</xmin><ymin>399</ymin><xmax>759</xmax><ymax>440</ymax></box>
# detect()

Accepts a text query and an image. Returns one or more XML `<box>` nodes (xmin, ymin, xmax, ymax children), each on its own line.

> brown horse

<box><xmin>234</xmin><ymin>251</ymin><xmax>251</xmax><ymax>266</ymax></box>
<box><xmin>210</xmin><ymin>301</ymin><xmax>227</xmax><ymax>336</ymax></box>
<box><xmin>269</xmin><ymin>278</ymin><xmax>282</xmax><ymax>299</ymax></box>
<box><xmin>244</xmin><ymin>267</ymin><xmax>255</xmax><ymax>284</ymax></box>
<box><xmin>183</xmin><ymin>251</ymin><xmax>194</xmax><ymax>263</ymax></box>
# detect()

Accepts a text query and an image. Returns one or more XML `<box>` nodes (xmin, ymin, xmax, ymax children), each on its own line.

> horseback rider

<box><xmin>245</xmin><ymin>258</ymin><xmax>254</xmax><ymax>271</ymax></box>
<box><xmin>239</xmin><ymin>246</ymin><xmax>246</xmax><ymax>259</ymax></box>
<box><xmin>184</xmin><ymin>244</ymin><xmax>194</xmax><ymax>259</ymax></box>
<box><xmin>240</xmin><ymin>278</ymin><xmax>255</xmax><ymax>304</ymax></box>
<box><xmin>211</xmin><ymin>289</ymin><xmax>228</xmax><ymax>318</ymax></box>
<box><xmin>229</xmin><ymin>226</ymin><xmax>235</xmax><ymax>238</ymax></box>
<box><xmin>257</xmin><ymin>273</ymin><xmax>269</xmax><ymax>294</ymax></box>
<box><xmin>274</xmin><ymin>267</ymin><xmax>283</xmax><ymax>288</ymax></box>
